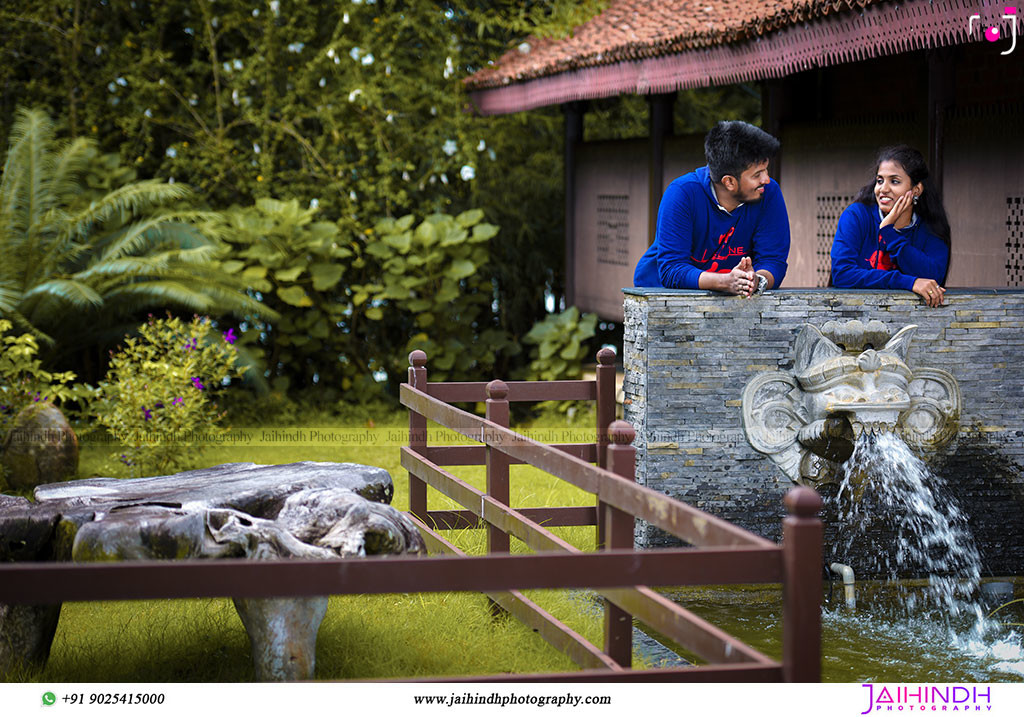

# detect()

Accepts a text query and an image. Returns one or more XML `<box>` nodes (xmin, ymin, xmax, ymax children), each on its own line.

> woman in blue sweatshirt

<box><xmin>830</xmin><ymin>145</ymin><xmax>951</xmax><ymax>307</ymax></box>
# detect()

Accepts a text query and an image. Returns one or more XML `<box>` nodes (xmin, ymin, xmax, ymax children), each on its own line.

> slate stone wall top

<box><xmin>623</xmin><ymin>289</ymin><xmax>1024</xmax><ymax>576</ymax></box>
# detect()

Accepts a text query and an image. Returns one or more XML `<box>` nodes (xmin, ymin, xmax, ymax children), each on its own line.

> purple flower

<box><xmin>172</xmin><ymin>397</ymin><xmax>184</xmax><ymax>406</ymax></box>
<box><xmin>223</xmin><ymin>328</ymin><xmax>237</xmax><ymax>345</ymax></box>
<box><xmin>191</xmin><ymin>377</ymin><xmax>205</xmax><ymax>391</ymax></box>
<box><xmin>183</xmin><ymin>337</ymin><xmax>198</xmax><ymax>351</ymax></box>
<box><xmin>142</xmin><ymin>406</ymin><xmax>153</xmax><ymax>421</ymax></box>
<box><xmin>154</xmin><ymin>402</ymin><xmax>164</xmax><ymax>409</ymax></box>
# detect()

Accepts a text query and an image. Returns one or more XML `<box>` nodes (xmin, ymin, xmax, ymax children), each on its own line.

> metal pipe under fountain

<box><xmin>830</xmin><ymin>563</ymin><xmax>856</xmax><ymax>609</ymax></box>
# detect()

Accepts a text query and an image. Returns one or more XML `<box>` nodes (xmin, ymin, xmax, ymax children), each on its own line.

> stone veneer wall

<box><xmin>623</xmin><ymin>288</ymin><xmax>1024</xmax><ymax>576</ymax></box>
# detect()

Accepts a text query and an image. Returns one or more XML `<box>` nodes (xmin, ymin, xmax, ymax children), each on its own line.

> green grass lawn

<box><xmin>9</xmin><ymin>403</ymin><xmax>642</xmax><ymax>682</ymax></box>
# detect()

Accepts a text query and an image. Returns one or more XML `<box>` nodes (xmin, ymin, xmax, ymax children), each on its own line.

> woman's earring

<box><xmin>912</xmin><ymin>195</ymin><xmax>919</xmax><ymax>205</ymax></box>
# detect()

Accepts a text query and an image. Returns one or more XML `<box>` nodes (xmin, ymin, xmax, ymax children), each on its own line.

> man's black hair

<box><xmin>704</xmin><ymin>121</ymin><xmax>780</xmax><ymax>183</ymax></box>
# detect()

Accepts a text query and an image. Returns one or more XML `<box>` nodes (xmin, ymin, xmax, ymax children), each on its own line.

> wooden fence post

<box><xmin>782</xmin><ymin>486</ymin><xmax>823</xmax><ymax>682</ymax></box>
<box><xmin>485</xmin><ymin>380</ymin><xmax>511</xmax><ymax>617</ymax></box>
<box><xmin>595</xmin><ymin>347</ymin><xmax>616</xmax><ymax>550</ymax></box>
<box><xmin>408</xmin><ymin>350</ymin><xmax>428</xmax><ymax>523</ymax></box>
<box><xmin>485</xmin><ymin>380</ymin><xmax>511</xmax><ymax>557</ymax></box>
<box><xmin>603</xmin><ymin>419</ymin><xmax>636</xmax><ymax>668</ymax></box>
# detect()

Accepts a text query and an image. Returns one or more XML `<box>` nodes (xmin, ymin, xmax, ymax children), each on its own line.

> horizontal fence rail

<box><xmin>424</xmin><ymin>380</ymin><xmax>598</xmax><ymax>403</ymax></box>
<box><xmin>0</xmin><ymin>547</ymin><xmax>783</xmax><ymax>605</ymax></box>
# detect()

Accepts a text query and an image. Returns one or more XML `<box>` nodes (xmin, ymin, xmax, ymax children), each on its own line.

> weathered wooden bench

<box><xmin>0</xmin><ymin>461</ymin><xmax>423</xmax><ymax>680</ymax></box>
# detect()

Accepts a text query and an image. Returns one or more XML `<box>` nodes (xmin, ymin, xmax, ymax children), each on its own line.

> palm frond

<box><xmin>99</xmin><ymin>213</ymin><xmax>219</xmax><ymax>262</ymax></box>
<box><xmin>159</xmin><ymin>244</ymin><xmax>223</xmax><ymax>265</ymax></box>
<box><xmin>103</xmin><ymin>281</ymin><xmax>218</xmax><ymax>314</ymax></box>
<box><xmin>63</xmin><ymin>181</ymin><xmax>193</xmax><ymax>243</ymax></box>
<box><xmin>0</xmin><ymin>278</ymin><xmax>23</xmax><ymax>316</ymax></box>
<box><xmin>21</xmin><ymin>278</ymin><xmax>104</xmax><ymax>310</ymax></box>
<box><xmin>0</xmin><ymin>234</ymin><xmax>27</xmax><ymax>287</ymax></box>
<box><xmin>175</xmin><ymin>282</ymin><xmax>281</xmax><ymax>320</ymax></box>
<box><xmin>72</xmin><ymin>256</ymin><xmax>172</xmax><ymax>282</ymax></box>
<box><xmin>50</xmin><ymin>137</ymin><xmax>97</xmax><ymax>203</ymax></box>
<box><xmin>0</xmin><ymin>307</ymin><xmax>55</xmax><ymax>346</ymax></box>
<box><xmin>100</xmin><ymin>268</ymin><xmax>279</xmax><ymax>321</ymax></box>
<box><xmin>75</xmin><ymin>250</ymin><xmax>224</xmax><ymax>290</ymax></box>
<box><xmin>0</xmin><ymin>108</ymin><xmax>54</xmax><ymax>248</ymax></box>
<box><xmin>13</xmin><ymin>108</ymin><xmax>58</xmax><ymax>245</ymax></box>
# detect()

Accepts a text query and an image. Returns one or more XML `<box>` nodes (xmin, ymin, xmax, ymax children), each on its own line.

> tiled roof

<box><xmin>465</xmin><ymin>0</ymin><xmax>886</xmax><ymax>91</ymax></box>
<box><xmin>463</xmin><ymin>0</ymin><xmax>985</xmax><ymax>114</ymax></box>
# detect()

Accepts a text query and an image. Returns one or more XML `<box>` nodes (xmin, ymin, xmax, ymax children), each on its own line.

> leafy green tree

<box><xmin>0</xmin><ymin>107</ymin><xmax>272</xmax><ymax>373</ymax></box>
<box><xmin>0</xmin><ymin>1</ymin><xmax>618</xmax><ymax>390</ymax></box>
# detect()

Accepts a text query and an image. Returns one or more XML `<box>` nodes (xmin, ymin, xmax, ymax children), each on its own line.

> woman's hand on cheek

<box><xmin>880</xmin><ymin>192</ymin><xmax>913</xmax><ymax>229</ymax></box>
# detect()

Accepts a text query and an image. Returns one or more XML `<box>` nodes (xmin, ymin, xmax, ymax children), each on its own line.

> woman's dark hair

<box><xmin>854</xmin><ymin>145</ymin><xmax>951</xmax><ymax>246</ymax></box>
<box><xmin>704</xmin><ymin>121</ymin><xmax>780</xmax><ymax>183</ymax></box>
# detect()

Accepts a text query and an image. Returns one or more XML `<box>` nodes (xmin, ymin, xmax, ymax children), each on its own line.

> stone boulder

<box><xmin>1</xmin><ymin>403</ymin><xmax>78</xmax><ymax>490</ymax></box>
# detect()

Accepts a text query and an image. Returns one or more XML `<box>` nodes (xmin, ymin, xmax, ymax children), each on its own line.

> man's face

<box><xmin>726</xmin><ymin>160</ymin><xmax>771</xmax><ymax>203</ymax></box>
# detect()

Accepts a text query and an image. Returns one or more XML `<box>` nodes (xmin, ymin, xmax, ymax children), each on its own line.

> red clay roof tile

<box><xmin>465</xmin><ymin>0</ymin><xmax>886</xmax><ymax>90</ymax></box>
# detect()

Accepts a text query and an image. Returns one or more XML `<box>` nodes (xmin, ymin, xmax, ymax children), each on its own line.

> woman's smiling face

<box><xmin>874</xmin><ymin>160</ymin><xmax>919</xmax><ymax>213</ymax></box>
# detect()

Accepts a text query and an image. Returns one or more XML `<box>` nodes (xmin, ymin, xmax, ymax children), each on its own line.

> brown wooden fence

<box><xmin>399</xmin><ymin>348</ymin><xmax>823</xmax><ymax>682</ymax></box>
<box><xmin>0</xmin><ymin>348</ymin><xmax>823</xmax><ymax>682</ymax></box>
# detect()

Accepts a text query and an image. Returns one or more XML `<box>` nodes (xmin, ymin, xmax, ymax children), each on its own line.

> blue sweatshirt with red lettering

<box><xmin>632</xmin><ymin>166</ymin><xmax>790</xmax><ymax>289</ymax></box>
<box><xmin>830</xmin><ymin>201</ymin><xmax>949</xmax><ymax>290</ymax></box>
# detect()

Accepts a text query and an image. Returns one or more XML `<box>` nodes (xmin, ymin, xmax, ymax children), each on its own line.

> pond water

<box><xmin>657</xmin><ymin>580</ymin><xmax>1024</xmax><ymax>682</ymax></box>
<box><xmin>654</xmin><ymin>433</ymin><xmax>1024</xmax><ymax>682</ymax></box>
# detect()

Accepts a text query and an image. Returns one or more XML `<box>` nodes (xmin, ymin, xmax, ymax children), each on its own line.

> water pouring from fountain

<box><xmin>742</xmin><ymin>319</ymin><xmax>1024</xmax><ymax>677</ymax></box>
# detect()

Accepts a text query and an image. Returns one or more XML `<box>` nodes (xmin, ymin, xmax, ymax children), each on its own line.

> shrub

<box><xmin>94</xmin><ymin>315</ymin><xmax>246</xmax><ymax>476</ymax></box>
<box><xmin>365</xmin><ymin>209</ymin><xmax>518</xmax><ymax>383</ymax></box>
<box><xmin>521</xmin><ymin>307</ymin><xmax>598</xmax><ymax>381</ymax></box>
<box><xmin>519</xmin><ymin>307</ymin><xmax>599</xmax><ymax>416</ymax></box>
<box><xmin>207</xmin><ymin>197</ymin><xmax>358</xmax><ymax>396</ymax></box>
<box><xmin>213</xmin><ymin>201</ymin><xmax>518</xmax><ymax>399</ymax></box>
<box><xmin>0</xmin><ymin>319</ymin><xmax>96</xmax><ymax>443</ymax></box>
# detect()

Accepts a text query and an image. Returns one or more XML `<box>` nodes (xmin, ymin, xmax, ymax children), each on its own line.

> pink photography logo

<box><xmin>969</xmin><ymin>6</ymin><xmax>1018</xmax><ymax>54</ymax></box>
<box><xmin>860</xmin><ymin>684</ymin><xmax>993</xmax><ymax>713</ymax></box>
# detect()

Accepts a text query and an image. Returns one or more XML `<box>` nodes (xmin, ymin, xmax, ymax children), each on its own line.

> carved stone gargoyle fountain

<box><xmin>741</xmin><ymin>320</ymin><xmax>961</xmax><ymax>486</ymax></box>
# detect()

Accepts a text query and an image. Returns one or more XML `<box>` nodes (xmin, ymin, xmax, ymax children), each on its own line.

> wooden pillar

<box><xmin>927</xmin><ymin>49</ymin><xmax>956</xmax><ymax>195</ymax></box>
<box><xmin>595</xmin><ymin>347</ymin><xmax>617</xmax><ymax>550</ymax></box>
<box><xmin>647</xmin><ymin>92</ymin><xmax>675</xmax><ymax>246</ymax></box>
<box><xmin>762</xmin><ymin>79</ymin><xmax>785</xmax><ymax>185</ymax></box>
<box><xmin>407</xmin><ymin>351</ymin><xmax>428</xmax><ymax>522</ymax></box>
<box><xmin>603</xmin><ymin>420</ymin><xmax>636</xmax><ymax>668</ymax></box>
<box><xmin>563</xmin><ymin>101</ymin><xmax>586</xmax><ymax>308</ymax></box>
<box><xmin>782</xmin><ymin>486</ymin><xmax>823</xmax><ymax>682</ymax></box>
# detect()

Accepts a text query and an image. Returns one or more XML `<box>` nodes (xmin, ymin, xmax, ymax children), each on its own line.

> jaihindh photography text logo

<box><xmin>860</xmin><ymin>684</ymin><xmax>993</xmax><ymax>713</ymax></box>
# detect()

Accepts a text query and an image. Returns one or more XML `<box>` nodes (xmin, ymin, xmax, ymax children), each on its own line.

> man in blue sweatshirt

<box><xmin>633</xmin><ymin>121</ymin><xmax>790</xmax><ymax>296</ymax></box>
